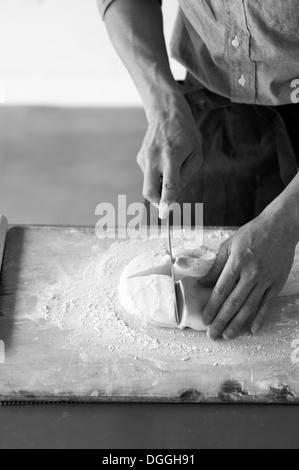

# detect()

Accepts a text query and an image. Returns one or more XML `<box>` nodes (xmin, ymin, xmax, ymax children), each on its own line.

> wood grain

<box><xmin>0</xmin><ymin>225</ymin><xmax>298</xmax><ymax>405</ymax></box>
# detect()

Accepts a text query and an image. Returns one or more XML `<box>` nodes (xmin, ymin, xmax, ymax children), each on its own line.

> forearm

<box><xmin>262</xmin><ymin>172</ymin><xmax>299</xmax><ymax>240</ymax></box>
<box><xmin>104</xmin><ymin>0</ymin><xmax>181</xmax><ymax>121</ymax></box>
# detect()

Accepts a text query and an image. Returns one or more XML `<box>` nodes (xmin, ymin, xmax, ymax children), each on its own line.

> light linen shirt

<box><xmin>98</xmin><ymin>0</ymin><xmax>299</xmax><ymax>106</ymax></box>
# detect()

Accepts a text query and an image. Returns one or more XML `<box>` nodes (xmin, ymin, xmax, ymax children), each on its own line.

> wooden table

<box><xmin>0</xmin><ymin>224</ymin><xmax>298</xmax><ymax>449</ymax></box>
<box><xmin>0</xmin><ymin>225</ymin><xmax>298</xmax><ymax>404</ymax></box>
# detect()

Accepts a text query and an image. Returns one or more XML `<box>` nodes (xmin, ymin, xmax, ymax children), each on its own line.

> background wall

<box><xmin>0</xmin><ymin>0</ymin><xmax>183</xmax><ymax>106</ymax></box>
<box><xmin>0</xmin><ymin>0</ymin><xmax>184</xmax><ymax>225</ymax></box>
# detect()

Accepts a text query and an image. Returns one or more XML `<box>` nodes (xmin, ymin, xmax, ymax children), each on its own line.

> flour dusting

<box><xmin>36</xmin><ymin>230</ymin><xmax>299</xmax><ymax>368</ymax></box>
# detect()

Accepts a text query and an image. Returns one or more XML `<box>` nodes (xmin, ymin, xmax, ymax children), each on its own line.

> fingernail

<box><xmin>159</xmin><ymin>203</ymin><xmax>169</xmax><ymax>220</ymax></box>
<box><xmin>252</xmin><ymin>324</ymin><xmax>260</xmax><ymax>335</ymax></box>
<box><xmin>207</xmin><ymin>328</ymin><xmax>220</xmax><ymax>341</ymax></box>
<box><xmin>223</xmin><ymin>330</ymin><xmax>235</xmax><ymax>341</ymax></box>
<box><xmin>202</xmin><ymin>313</ymin><xmax>212</xmax><ymax>326</ymax></box>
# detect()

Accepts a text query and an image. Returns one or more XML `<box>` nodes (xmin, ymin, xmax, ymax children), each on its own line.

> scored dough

<box><xmin>119</xmin><ymin>274</ymin><xmax>180</xmax><ymax>329</ymax></box>
<box><xmin>119</xmin><ymin>244</ymin><xmax>299</xmax><ymax>331</ymax></box>
<box><xmin>122</xmin><ymin>247</ymin><xmax>216</xmax><ymax>282</ymax></box>
<box><xmin>174</xmin><ymin>247</ymin><xmax>216</xmax><ymax>280</ymax></box>
<box><xmin>119</xmin><ymin>247</ymin><xmax>215</xmax><ymax>331</ymax></box>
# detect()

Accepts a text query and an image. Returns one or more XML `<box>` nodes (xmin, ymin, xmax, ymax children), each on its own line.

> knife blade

<box><xmin>167</xmin><ymin>216</ymin><xmax>180</xmax><ymax>326</ymax></box>
<box><xmin>159</xmin><ymin>175</ymin><xmax>179</xmax><ymax>325</ymax></box>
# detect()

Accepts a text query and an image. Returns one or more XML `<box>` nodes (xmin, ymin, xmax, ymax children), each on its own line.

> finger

<box><xmin>159</xmin><ymin>165</ymin><xmax>180</xmax><ymax>219</ymax></box>
<box><xmin>142</xmin><ymin>167</ymin><xmax>162</xmax><ymax>205</ymax></box>
<box><xmin>199</xmin><ymin>242</ymin><xmax>230</xmax><ymax>287</ymax></box>
<box><xmin>207</xmin><ymin>275</ymin><xmax>257</xmax><ymax>340</ymax></box>
<box><xmin>202</xmin><ymin>257</ymin><xmax>239</xmax><ymax>329</ymax></box>
<box><xmin>222</xmin><ymin>284</ymin><xmax>269</xmax><ymax>341</ymax></box>
<box><xmin>251</xmin><ymin>287</ymin><xmax>278</xmax><ymax>335</ymax></box>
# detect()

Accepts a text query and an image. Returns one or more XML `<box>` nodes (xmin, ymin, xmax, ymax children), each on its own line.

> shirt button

<box><xmin>238</xmin><ymin>75</ymin><xmax>247</xmax><ymax>87</ymax></box>
<box><xmin>232</xmin><ymin>36</ymin><xmax>240</xmax><ymax>48</ymax></box>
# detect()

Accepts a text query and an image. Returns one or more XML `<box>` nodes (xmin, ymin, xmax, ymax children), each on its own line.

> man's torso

<box><xmin>171</xmin><ymin>0</ymin><xmax>299</xmax><ymax>105</ymax></box>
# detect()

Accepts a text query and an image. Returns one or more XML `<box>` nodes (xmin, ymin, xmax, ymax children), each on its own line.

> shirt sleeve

<box><xmin>97</xmin><ymin>0</ymin><xmax>115</xmax><ymax>19</ymax></box>
<box><xmin>97</xmin><ymin>0</ymin><xmax>162</xmax><ymax>20</ymax></box>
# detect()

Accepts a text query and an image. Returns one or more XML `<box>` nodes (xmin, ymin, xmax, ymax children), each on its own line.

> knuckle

<box><xmin>142</xmin><ymin>188</ymin><xmax>157</xmax><ymax>202</ymax></box>
<box><xmin>164</xmin><ymin>131</ymin><xmax>190</xmax><ymax>151</ymax></box>
<box><xmin>229</xmin><ymin>317</ymin><xmax>243</xmax><ymax>332</ymax></box>
<box><xmin>232</xmin><ymin>254</ymin><xmax>243</xmax><ymax>268</ymax></box>
<box><xmin>213</xmin><ymin>318</ymin><xmax>228</xmax><ymax>332</ymax></box>
<box><xmin>163</xmin><ymin>181</ymin><xmax>177</xmax><ymax>192</ymax></box>
<box><xmin>214</xmin><ymin>285</ymin><xmax>230</xmax><ymax>300</ymax></box>
<box><xmin>229</xmin><ymin>259</ymin><xmax>241</xmax><ymax>277</ymax></box>
<box><xmin>250</xmin><ymin>262</ymin><xmax>262</xmax><ymax>277</ymax></box>
<box><xmin>226</xmin><ymin>296</ymin><xmax>243</xmax><ymax>310</ymax></box>
<box><xmin>245</xmin><ymin>297</ymin><xmax>259</xmax><ymax>312</ymax></box>
<box><xmin>164</xmin><ymin>140</ymin><xmax>180</xmax><ymax>152</ymax></box>
<box><xmin>247</xmin><ymin>269</ymin><xmax>260</xmax><ymax>283</ymax></box>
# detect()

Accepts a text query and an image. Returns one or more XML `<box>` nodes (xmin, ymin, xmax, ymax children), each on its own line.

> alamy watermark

<box><xmin>291</xmin><ymin>79</ymin><xmax>299</xmax><ymax>104</ymax></box>
<box><xmin>95</xmin><ymin>195</ymin><xmax>204</xmax><ymax>245</ymax></box>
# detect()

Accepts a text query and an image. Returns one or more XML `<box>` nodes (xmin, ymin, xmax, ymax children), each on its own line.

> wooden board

<box><xmin>0</xmin><ymin>225</ymin><xmax>299</xmax><ymax>404</ymax></box>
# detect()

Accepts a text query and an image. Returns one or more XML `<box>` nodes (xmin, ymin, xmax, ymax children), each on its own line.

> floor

<box><xmin>0</xmin><ymin>106</ymin><xmax>146</xmax><ymax>226</ymax></box>
<box><xmin>1</xmin><ymin>403</ymin><xmax>299</xmax><ymax>449</ymax></box>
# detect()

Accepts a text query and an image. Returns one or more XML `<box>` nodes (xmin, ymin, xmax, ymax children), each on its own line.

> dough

<box><xmin>122</xmin><ymin>247</ymin><xmax>216</xmax><ymax>282</ymax></box>
<box><xmin>174</xmin><ymin>247</ymin><xmax>216</xmax><ymax>280</ymax></box>
<box><xmin>280</xmin><ymin>271</ymin><xmax>299</xmax><ymax>297</ymax></box>
<box><xmin>279</xmin><ymin>246</ymin><xmax>299</xmax><ymax>297</ymax></box>
<box><xmin>119</xmin><ymin>244</ymin><xmax>299</xmax><ymax>330</ymax></box>
<box><xmin>119</xmin><ymin>246</ymin><xmax>215</xmax><ymax>330</ymax></box>
<box><xmin>178</xmin><ymin>278</ymin><xmax>212</xmax><ymax>331</ymax></box>
<box><xmin>119</xmin><ymin>274</ymin><xmax>179</xmax><ymax>328</ymax></box>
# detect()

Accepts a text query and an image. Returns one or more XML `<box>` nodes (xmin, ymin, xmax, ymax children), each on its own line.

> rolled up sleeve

<box><xmin>97</xmin><ymin>0</ymin><xmax>116</xmax><ymax>19</ymax></box>
<box><xmin>97</xmin><ymin>0</ymin><xmax>162</xmax><ymax>20</ymax></box>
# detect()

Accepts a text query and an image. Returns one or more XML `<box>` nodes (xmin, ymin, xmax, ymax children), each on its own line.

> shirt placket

<box><xmin>224</xmin><ymin>0</ymin><xmax>256</xmax><ymax>104</ymax></box>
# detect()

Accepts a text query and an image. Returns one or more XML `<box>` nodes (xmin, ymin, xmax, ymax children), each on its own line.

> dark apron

<box><xmin>176</xmin><ymin>77</ymin><xmax>299</xmax><ymax>226</ymax></box>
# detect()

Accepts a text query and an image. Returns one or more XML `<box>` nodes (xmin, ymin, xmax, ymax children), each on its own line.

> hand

<box><xmin>137</xmin><ymin>92</ymin><xmax>203</xmax><ymax>218</ymax></box>
<box><xmin>200</xmin><ymin>209</ymin><xmax>298</xmax><ymax>340</ymax></box>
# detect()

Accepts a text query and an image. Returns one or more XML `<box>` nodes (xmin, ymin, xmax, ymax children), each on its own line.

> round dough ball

<box><xmin>119</xmin><ymin>246</ymin><xmax>215</xmax><ymax>330</ymax></box>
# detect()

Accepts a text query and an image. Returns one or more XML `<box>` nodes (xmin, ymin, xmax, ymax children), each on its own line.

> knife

<box><xmin>159</xmin><ymin>175</ymin><xmax>180</xmax><ymax>325</ymax></box>
<box><xmin>167</xmin><ymin>216</ymin><xmax>180</xmax><ymax>326</ymax></box>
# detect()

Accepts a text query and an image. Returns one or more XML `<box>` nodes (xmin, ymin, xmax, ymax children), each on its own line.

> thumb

<box><xmin>198</xmin><ymin>242</ymin><xmax>230</xmax><ymax>287</ymax></box>
<box><xmin>159</xmin><ymin>165</ymin><xmax>180</xmax><ymax>220</ymax></box>
<box><xmin>142</xmin><ymin>167</ymin><xmax>162</xmax><ymax>205</ymax></box>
